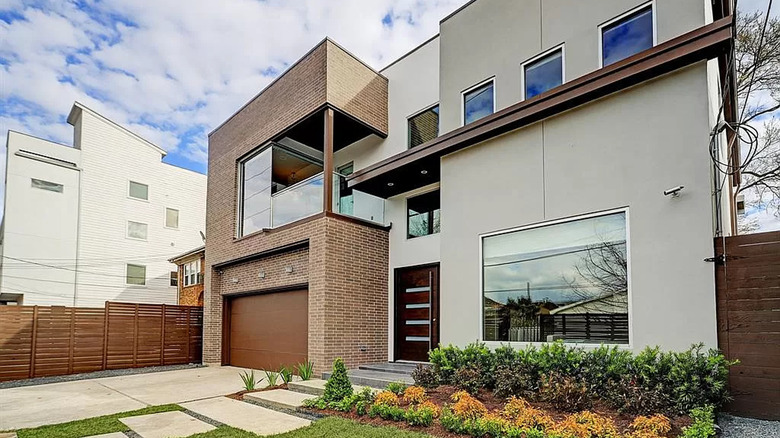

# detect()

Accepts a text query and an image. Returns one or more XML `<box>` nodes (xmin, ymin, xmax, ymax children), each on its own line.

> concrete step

<box><xmin>357</xmin><ymin>362</ymin><xmax>419</xmax><ymax>376</ymax></box>
<box><xmin>322</xmin><ymin>369</ymin><xmax>414</xmax><ymax>389</ymax></box>
<box><xmin>286</xmin><ymin>379</ymin><xmax>375</xmax><ymax>397</ymax></box>
<box><xmin>244</xmin><ymin>389</ymin><xmax>316</xmax><ymax>413</ymax></box>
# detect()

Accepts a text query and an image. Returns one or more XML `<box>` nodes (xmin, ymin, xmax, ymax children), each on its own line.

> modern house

<box><xmin>203</xmin><ymin>0</ymin><xmax>736</xmax><ymax>374</ymax></box>
<box><xmin>169</xmin><ymin>246</ymin><xmax>206</xmax><ymax>306</ymax></box>
<box><xmin>0</xmin><ymin>102</ymin><xmax>207</xmax><ymax>307</ymax></box>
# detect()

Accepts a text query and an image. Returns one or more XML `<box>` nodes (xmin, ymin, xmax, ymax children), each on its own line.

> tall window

<box><xmin>126</xmin><ymin>264</ymin><xmax>146</xmax><ymax>285</ymax></box>
<box><xmin>128</xmin><ymin>181</ymin><xmax>149</xmax><ymax>200</ymax></box>
<box><xmin>523</xmin><ymin>48</ymin><xmax>563</xmax><ymax>99</ymax></box>
<box><xmin>463</xmin><ymin>80</ymin><xmax>494</xmax><ymax>125</ymax></box>
<box><xmin>165</xmin><ymin>208</ymin><xmax>179</xmax><ymax>229</ymax></box>
<box><xmin>239</xmin><ymin>147</ymin><xmax>273</xmax><ymax>236</ymax></box>
<box><xmin>601</xmin><ymin>5</ymin><xmax>654</xmax><ymax>66</ymax></box>
<box><xmin>482</xmin><ymin>210</ymin><xmax>629</xmax><ymax>344</ymax></box>
<box><xmin>408</xmin><ymin>105</ymin><xmax>439</xmax><ymax>148</ymax></box>
<box><xmin>337</xmin><ymin>162</ymin><xmax>354</xmax><ymax>216</ymax></box>
<box><xmin>31</xmin><ymin>178</ymin><xmax>63</xmax><ymax>193</ymax></box>
<box><xmin>407</xmin><ymin>190</ymin><xmax>441</xmax><ymax>239</ymax></box>
<box><xmin>184</xmin><ymin>260</ymin><xmax>200</xmax><ymax>286</ymax></box>
<box><xmin>170</xmin><ymin>271</ymin><xmax>178</xmax><ymax>287</ymax></box>
<box><xmin>127</xmin><ymin>221</ymin><xmax>148</xmax><ymax>240</ymax></box>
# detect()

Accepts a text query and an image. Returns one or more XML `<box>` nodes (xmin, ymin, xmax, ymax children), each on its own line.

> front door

<box><xmin>394</xmin><ymin>264</ymin><xmax>439</xmax><ymax>362</ymax></box>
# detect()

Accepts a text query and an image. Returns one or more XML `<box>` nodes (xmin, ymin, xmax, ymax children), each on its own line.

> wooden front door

<box><xmin>394</xmin><ymin>264</ymin><xmax>439</xmax><ymax>362</ymax></box>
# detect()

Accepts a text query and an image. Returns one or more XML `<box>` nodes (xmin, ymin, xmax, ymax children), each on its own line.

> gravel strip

<box><xmin>180</xmin><ymin>408</ymin><xmax>227</xmax><ymax>428</ymax></box>
<box><xmin>719</xmin><ymin>414</ymin><xmax>780</xmax><ymax>438</ymax></box>
<box><xmin>0</xmin><ymin>364</ymin><xmax>203</xmax><ymax>390</ymax></box>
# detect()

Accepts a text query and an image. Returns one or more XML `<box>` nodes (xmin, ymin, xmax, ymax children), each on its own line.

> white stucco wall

<box><xmin>439</xmin><ymin>63</ymin><xmax>718</xmax><ymax>353</ymax></box>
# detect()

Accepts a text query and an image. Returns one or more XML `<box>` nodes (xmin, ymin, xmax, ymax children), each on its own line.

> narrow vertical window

<box><xmin>407</xmin><ymin>190</ymin><xmax>441</xmax><ymax>238</ymax></box>
<box><xmin>523</xmin><ymin>48</ymin><xmax>563</xmax><ymax>99</ymax></box>
<box><xmin>170</xmin><ymin>271</ymin><xmax>178</xmax><ymax>287</ymax></box>
<box><xmin>165</xmin><ymin>208</ymin><xmax>179</xmax><ymax>229</ymax></box>
<box><xmin>601</xmin><ymin>5</ymin><xmax>654</xmax><ymax>66</ymax></box>
<box><xmin>239</xmin><ymin>147</ymin><xmax>272</xmax><ymax>236</ymax></box>
<box><xmin>463</xmin><ymin>80</ymin><xmax>494</xmax><ymax>125</ymax></box>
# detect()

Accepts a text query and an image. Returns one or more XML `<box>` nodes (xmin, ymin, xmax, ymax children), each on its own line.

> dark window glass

<box><xmin>170</xmin><ymin>271</ymin><xmax>178</xmax><ymax>287</ymax></box>
<box><xmin>602</xmin><ymin>7</ymin><xmax>653</xmax><ymax>66</ymax></box>
<box><xmin>407</xmin><ymin>190</ymin><xmax>440</xmax><ymax>238</ymax></box>
<box><xmin>408</xmin><ymin>105</ymin><xmax>439</xmax><ymax>148</ymax></box>
<box><xmin>463</xmin><ymin>82</ymin><xmax>494</xmax><ymax>125</ymax></box>
<box><xmin>524</xmin><ymin>50</ymin><xmax>563</xmax><ymax>99</ymax></box>
<box><xmin>482</xmin><ymin>211</ymin><xmax>628</xmax><ymax>344</ymax></box>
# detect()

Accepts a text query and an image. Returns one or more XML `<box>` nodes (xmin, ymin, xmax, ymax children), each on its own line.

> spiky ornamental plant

<box><xmin>323</xmin><ymin>357</ymin><xmax>353</xmax><ymax>402</ymax></box>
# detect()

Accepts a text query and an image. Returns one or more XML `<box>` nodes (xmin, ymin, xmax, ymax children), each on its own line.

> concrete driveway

<box><xmin>0</xmin><ymin>366</ymin><xmax>251</xmax><ymax>431</ymax></box>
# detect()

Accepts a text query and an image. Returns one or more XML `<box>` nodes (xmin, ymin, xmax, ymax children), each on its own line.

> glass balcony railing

<box><xmin>268</xmin><ymin>171</ymin><xmax>385</xmax><ymax>229</ymax></box>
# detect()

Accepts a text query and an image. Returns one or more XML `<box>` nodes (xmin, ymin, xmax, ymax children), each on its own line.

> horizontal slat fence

<box><xmin>0</xmin><ymin>301</ymin><xmax>202</xmax><ymax>382</ymax></box>
<box><xmin>715</xmin><ymin>231</ymin><xmax>780</xmax><ymax>420</ymax></box>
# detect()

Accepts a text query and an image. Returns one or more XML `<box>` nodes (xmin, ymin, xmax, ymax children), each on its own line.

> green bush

<box><xmin>411</xmin><ymin>364</ymin><xmax>439</xmax><ymax>389</ymax></box>
<box><xmin>538</xmin><ymin>372</ymin><xmax>591</xmax><ymax>412</ymax></box>
<box><xmin>454</xmin><ymin>366</ymin><xmax>483</xmax><ymax>395</ymax></box>
<box><xmin>680</xmin><ymin>406</ymin><xmax>717</xmax><ymax>438</ymax></box>
<box><xmin>493</xmin><ymin>365</ymin><xmax>537</xmax><ymax>400</ymax></box>
<box><xmin>404</xmin><ymin>404</ymin><xmax>436</xmax><ymax>427</ymax></box>
<box><xmin>323</xmin><ymin>358</ymin><xmax>353</xmax><ymax>403</ymax></box>
<box><xmin>368</xmin><ymin>403</ymin><xmax>405</xmax><ymax>421</ymax></box>
<box><xmin>439</xmin><ymin>408</ymin><xmax>467</xmax><ymax>434</ymax></box>
<box><xmin>385</xmin><ymin>381</ymin><xmax>408</xmax><ymax>395</ymax></box>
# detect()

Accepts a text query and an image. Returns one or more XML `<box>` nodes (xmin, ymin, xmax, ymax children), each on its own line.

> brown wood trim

<box><xmin>348</xmin><ymin>17</ymin><xmax>733</xmax><ymax>197</ymax></box>
<box><xmin>221</xmin><ymin>296</ymin><xmax>232</xmax><ymax>365</ymax></box>
<box><xmin>213</xmin><ymin>240</ymin><xmax>309</xmax><ymax>270</ymax></box>
<box><xmin>222</xmin><ymin>283</ymin><xmax>309</xmax><ymax>299</ymax></box>
<box><xmin>324</xmin><ymin>108</ymin><xmax>334</xmax><ymax>213</ymax></box>
<box><xmin>324</xmin><ymin>210</ymin><xmax>392</xmax><ymax>231</ymax></box>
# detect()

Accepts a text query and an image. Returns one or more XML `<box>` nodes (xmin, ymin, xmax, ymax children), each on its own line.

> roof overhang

<box><xmin>168</xmin><ymin>245</ymin><xmax>205</xmax><ymax>264</ymax></box>
<box><xmin>348</xmin><ymin>16</ymin><xmax>734</xmax><ymax>198</ymax></box>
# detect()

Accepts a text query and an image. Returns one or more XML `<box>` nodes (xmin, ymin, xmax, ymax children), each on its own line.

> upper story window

<box><xmin>165</xmin><ymin>208</ymin><xmax>179</xmax><ymax>229</ymax></box>
<box><xmin>482</xmin><ymin>209</ymin><xmax>629</xmax><ymax>344</ymax></box>
<box><xmin>407</xmin><ymin>189</ymin><xmax>440</xmax><ymax>239</ymax></box>
<box><xmin>128</xmin><ymin>181</ymin><xmax>149</xmax><ymax>201</ymax></box>
<box><xmin>127</xmin><ymin>221</ymin><xmax>148</xmax><ymax>240</ymax></box>
<box><xmin>408</xmin><ymin>105</ymin><xmax>439</xmax><ymax>148</ymax></box>
<box><xmin>600</xmin><ymin>4</ymin><xmax>654</xmax><ymax>67</ymax></box>
<box><xmin>238</xmin><ymin>147</ymin><xmax>273</xmax><ymax>236</ymax></box>
<box><xmin>31</xmin><ymin>178</ymin><xmax>63</xmax><ymax>193</ymax></box>
<box><xmin>523</xmin><ymin>47</ymin><xmax>564</xmax><ymax>100</ymax></box>
<box><xmin>183</xmin><ymin>259</ymin><xmax>201</xmax><ymax>287</ymax></box>
<box><xmin>463</xmin><ymin>79</ymin><xmax>494</xmax><ymax>125</ymax></box>
<box><xmin>126</xmin><ymin>264</ymin><xmax>146</xmax><ymax>286</ymax></box>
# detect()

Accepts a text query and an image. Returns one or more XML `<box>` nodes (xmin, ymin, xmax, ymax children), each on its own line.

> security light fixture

<box><xmin>285</xmin><ymin>266</ymin><xmax>294</xmax><ymax>273</ymax></box>
<box><xmin>663</xmin><ymin>186</ymin><xmax>684</xmax><ymax>197</ymax></box>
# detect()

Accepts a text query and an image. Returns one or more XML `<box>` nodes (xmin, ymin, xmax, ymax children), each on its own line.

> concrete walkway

<box><xmin>0</xmin><ymin>366</ymin><xmax>251</xmax><ymax>430</ymax></box>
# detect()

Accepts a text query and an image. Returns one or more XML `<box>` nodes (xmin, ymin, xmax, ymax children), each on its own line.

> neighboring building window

<box><xmin>165</xmin><ymin>208</ymin><xmax>179</xmax><ymax>229</ymax></box>
<box><xmin>601</xmin><ymin>5</ymin><xmax>654</xmax><ymax>66</ymax></box>
<box><xmin>170</xmin><ymin>271</ymin><xmax>178</xmax><ymax>287</ymax></box>
<box><xmin>31</xmin><ymin>178</ymin><xmax>63</xmax><ymax>193</ymax></box>
<box><xmin>127</xmin><ymin>221</ymin><xmax>148</xmax><ymax>240</ymax></box>
<box><xmin>408</xmin><ymin>105</ymin><xmax>439</xmax><ymax>148</ymax></box>
<box><xmin>239</xmin><ymin>147</ymin><xmax>272</xmax><ymax>236</ymax></box>
<box><xmin>183</xmin><ymin>260</ymin><xmax>201</xmax><ymax>287</ymax></box>
<box><xmin>407</xmin><ymin>190</ymin><xmax>441</xmax><ymax>239</ymax></box>
<box><xmin>523</xmin><ymin>47</ymin><xmax>564</xmax><ymax>99</ymax></box>
<box><xmin>126</xmin><ymin>264</ymin><xmax>146</xmax><ymax>285</ymax></box>
<box><xmin>463</xmin><ymin>80</ymin><xmax>494</xmax><ymax>125</ymax></box>
<box><xmin>482</xmin><ymin>210</ymin><xmax>629</xmax><ymax>344</ymax></box>
<box><xmin>128</xmin><ymin>181</ymin><xmax>149</xmax><ymax>200</ymax></box>
<box><xmin>337</xmin><ymin>162</ymin><xmax>354</xmax><ymax>216</ymax></box>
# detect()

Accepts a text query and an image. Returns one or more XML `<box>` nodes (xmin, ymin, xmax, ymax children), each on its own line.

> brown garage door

<box><xmin>227</xmin><ymin>289</ymin><xmax>308</xmax><ymax>370</ymax></box>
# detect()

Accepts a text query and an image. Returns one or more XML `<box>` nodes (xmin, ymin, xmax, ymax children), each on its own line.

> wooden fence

<box><xmin>715</xmin><ymin>231</ymin><xmax>780</xmax><ymax>420</ymax></box>
<box><xmin>0</xmin><ymin>301</ymin><xmax>203</xmax><ymax>382</ymax></box>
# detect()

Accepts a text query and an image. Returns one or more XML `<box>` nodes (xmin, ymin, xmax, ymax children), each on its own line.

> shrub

<box><xmin>323</xmin><ymin>358</ymin><xmax>353</xmax><ymax>402</ymax></box>
<box><xmin>493</xmin><ymin>364</ymin><xmax>537</xmax><ymax>399</ymax></box>
<box><xmin>630</xmin><ymin>414</ymin><xmax>672</xmax><ymax>437</ymax></box>
<box><xmin>440</xmin><ymin>408</ymin><xmax>467</xmax><ymax>434</ymax></box>
<box><xmin>264</xmin><ymin>370</ymin><xmax>279</xmax><ymax>387</ymax></box>
<box><xmin>539</xmin><ymin>372</ymin><xmax>591</xmax><ymax>412</ymax></box>
<box><xmin>412</xmin><ymin>364</ymin><xmax>439</xmax><ymax>388</ymax></box>
<box><xmin>368</xmin><ymin>403</ymin><xmax>405</xmax><ymax>421</ymax></box>
<box><xmin>501</xmin><ymin>397</ymin><xmax>554</xmax><ymax>431</ymax></box>
<box><xmin>296</xmin><ymin>360</ymin><xmax>315</xmax><ymax>381</ymax></box>
<box><xmin>403</xmin><ymin>385</ymin><xmax>427</xmax><ymax>405</ymax></box>
<box><xmin>385</xmin><ymin>381</ymin><xmax>408</xmax><ymax>395</ymax></box>
<box><xmin>330</xmin><ymin>393</ymin><xmax>359</xmax><ymax>412</ymax></box>
<box><xmin>604</xmin><ymin>375</ymin><xmax>668</xmax><ymax>415</ymax></box>
<box><xmin>455</xmin><ymin>366</ymin><xmax>483</xmax><ymax>395</ymax></box>
<box><xmin>354</xmin><ymin>387</ymin><xmax>375</xmax><ymax>416</ymax></box>
<box><xmin>680</xmin><ymin>406</ymin><xmax>717</xmax><ymax>438</ymax></box>
<box><xmin>279</xmin><ymin>366</ymin><xmax>294</xmax><ymax>384</ymax></box>
<box><xmin>239</xmin><ymin>370</ymin><xmax>257</xmax><ymax>391</ymax></box>
<box><xmin>374</xmin><ymin>390</ymin><xmax>400</xmax><ymax>407</ymax></box>
<box><xmin>404</xmin><ymin>402</ymin><xmax>439</xmax><ymax>427</ymax></box>
<box><xmin>667</xmin><ymin>345</ymin><xmax>736</xmax><ymax>414</ymax></box>
<box><xmin>451</xmin><ymin>390</ymin><xmax>488</xmax><ymax>421</ymax></box>
<box><xmin>476</xmin><ymin>412</ymin><xmax>508</xmax><ymax>437</ymax></box>
<box><xmin>553</xmin><ymin>411</ymin><xmax>620</xmax><ymax>438</ymax></box>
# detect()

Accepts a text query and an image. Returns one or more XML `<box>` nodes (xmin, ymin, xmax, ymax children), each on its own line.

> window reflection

<box><xmin>464</xmin><ymin>81</ymin><xmax>494</xmax><ymax>125</ymax></box>
<box><xmin>602</xmin><ymin>7</ymin><xmax>653</xmax><ymax>66</ymax></box>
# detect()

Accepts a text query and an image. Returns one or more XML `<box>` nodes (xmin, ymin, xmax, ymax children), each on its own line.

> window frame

<box><xmin>170</xmin><ymin>271</ymin><xmax>178</xmax><ymax>287</ymax></box>
<box><xmin>520</xmin><ymin>44</ymin><xmax>565</xmax><ymax>101</ymax></box>
<box><xmin>165</xmin><ymin>207</ymin><xmax>180</xmax><ymax>230</ymax></box>
<box><xmin>406</xmin><ymin>187</ymin><xmax>441</xmax><ymax>240</ymax></box>
<box><xmin>236</xmin><ymin>144</ymin><xmax>272</xmax><ymax>238</ymax></box>
<box><xmin>461</xmin><ymin>77</ymin><xmax>496</xmax><ymax>127</ymax></box>
<box><xmin>126</xmin><ymin>220</ymin><xmax>149</xmax><ymax>241</ymax></box>
<box><xmin>183</xmin><ymin>259</ymin><xmax>201</xmax><ymax>287</ymax></box>
<box><xmin>128</xmin><ymin>180</ymin><xmax>149</xmax><ymax>201</ymax></box>
<box><xmin>126</xmin><ymin>263</ymin><xmax>147</xmax><ymax>286</ymax></box>
<box><xmin>597</xmin><ymin>1</ymin><xmax>657</xmax><ymax>68</ymax></box>
<box><xmin>407</xmin><ymin>102</ymin><xmax>440</xmax><ymax>149</ymax></box>
<box><xmin>31</xmin><ymin>178</ymin><xmax>64</xmax><ymax>193</ymax></box>
<box><xmin>478</xmin><ymin>207</ymin><xmax>633</xmax><ymax>348</ymax></box>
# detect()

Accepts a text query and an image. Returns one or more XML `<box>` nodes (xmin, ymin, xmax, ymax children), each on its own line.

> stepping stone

<box><xmin>244</xmin><ymin>389</ymin><xmax>315</xmax><ymax>411</ymax></box>
<box><xmin>183</xmin><ymin>396</ymin><xmax>310</xmax><ymax>435</ymax></box>
<box><xmin>287</xmin><ymin>379</ymin><xmax>374</xmax><ymax>397</ymax></box>
<box><xmin>0</xmin><ymin>433</ymin><xmax>17</xmax><ymax>438</ymax></box>
<box><xmin>85</xmin><ymin>434</ymin><xmax>126</xmax><ymax>438</ymax></box>
<box><xmin>120</xmin><ymin>411</ymin><xmax>215</xmax><ymax>438</ymax></box>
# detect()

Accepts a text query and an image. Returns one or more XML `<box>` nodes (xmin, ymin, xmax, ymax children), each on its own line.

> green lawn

<box><xmin>14</xmin><ymin>404</ymin><xmax>183</xmax><ymax>438</ymax></box>
<box><xmin>189</xmin><ymin>417</ymin><xmax>432</xmax><ymax>438</ymax></box>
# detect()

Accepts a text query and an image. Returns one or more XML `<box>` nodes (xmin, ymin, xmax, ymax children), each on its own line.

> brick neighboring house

<box><xmin>170</xmin><ymin>246</ymin><xmax>205</xmax><ymax>306</ymax></box>
<box><xmin>204</xmin><ymin>0</ymin><xmax>737</xmax><ymax>376</ymax></box>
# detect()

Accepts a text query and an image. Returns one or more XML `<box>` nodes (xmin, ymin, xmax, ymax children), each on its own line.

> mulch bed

<box><xmin>225</xmin><ymin>383</ymin><xmax>288</xmax><ymax>400</ymax></box>
<box><xmin>301</xmin><ymin>385</ymin><xmax>692</xmax><ymax>438</ymax></box>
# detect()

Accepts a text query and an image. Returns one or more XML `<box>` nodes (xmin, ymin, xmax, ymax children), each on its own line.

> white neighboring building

<box><xmin>0</xmin><ymin>102</ymin><xmax>207</xmax><ymax>307</ymax></box>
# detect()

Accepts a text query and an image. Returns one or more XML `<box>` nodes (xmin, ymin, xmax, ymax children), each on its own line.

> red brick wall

<box><xmin>178</xmin><ymin>253</ymin><xmax>205</xmax><ymax>307</ymax></box>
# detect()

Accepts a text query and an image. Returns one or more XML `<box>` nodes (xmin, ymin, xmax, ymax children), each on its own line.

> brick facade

<box><xmin>173</xmin><ymin>251</ymin><xmax>205</xmax><ymax>307</ymax></box>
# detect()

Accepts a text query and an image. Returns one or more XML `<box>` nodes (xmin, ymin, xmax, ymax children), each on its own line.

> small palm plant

<box><xmin>239</xmin><ymin>370</ymin><xmax>257</xmax><ymax>391</ymax></box>
<box><xmin>265</xmin><ymin>370</ymin><xmax>279</xmax><ymax>387</ymax></box>
<box><xmin>296</xmin><ymin>360</ymin><xmax>315</xmax><ymax>381</ymax></box>
<box><xmin>279</xmin><ymin>366</ymin><xmax>294</xmax><ymax>384</ymax></box>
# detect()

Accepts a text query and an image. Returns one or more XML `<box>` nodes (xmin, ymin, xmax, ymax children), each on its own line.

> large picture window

<box><xmin>238</xmin><ymin>147</ymin><xmax>273</xmax><ymax>236</ymax></box>
<box><xmin>482</xmin><ymin>210</ymin><xmax>629</xmax><ymax>344</ymax></box>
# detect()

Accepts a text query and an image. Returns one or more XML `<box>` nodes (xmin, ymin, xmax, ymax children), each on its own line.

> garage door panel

<box><xmin>228</xmin><ymin>289</ymin><xmax>308</xmax><ymax>370</ymax></box>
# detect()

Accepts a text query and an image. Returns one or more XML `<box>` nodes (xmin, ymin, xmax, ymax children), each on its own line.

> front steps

<box><xmin>321</xmin><ymin>362</ymin><xmax>416</xmax><ymax>389</ymax></box>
